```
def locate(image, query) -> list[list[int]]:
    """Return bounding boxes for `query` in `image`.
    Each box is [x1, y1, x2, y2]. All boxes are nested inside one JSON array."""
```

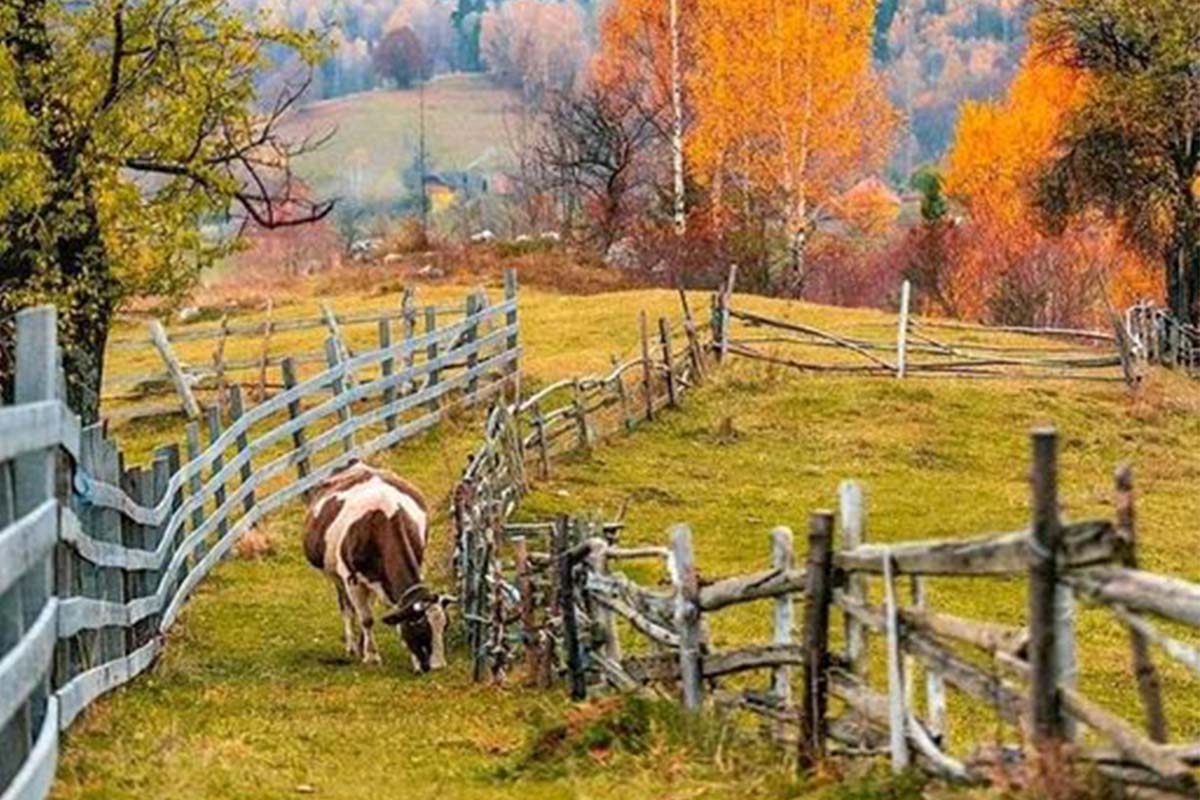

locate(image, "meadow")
[[52, 264, 1200, 798]]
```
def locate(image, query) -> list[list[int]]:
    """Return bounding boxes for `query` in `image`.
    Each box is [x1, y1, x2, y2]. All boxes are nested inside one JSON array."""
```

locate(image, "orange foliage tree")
[[945, 50, 1161, 325], [686, 0, 896, 294]]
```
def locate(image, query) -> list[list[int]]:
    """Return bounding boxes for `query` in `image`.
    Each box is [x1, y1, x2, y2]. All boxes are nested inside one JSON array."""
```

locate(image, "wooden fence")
[[712, 271, 1132, 383], [1126, 301, 1200, 377], [464, 427, 1200, 794], [101, 287, 486, 423], [451, 294, 709, 682], [0, 273, 520, 800]]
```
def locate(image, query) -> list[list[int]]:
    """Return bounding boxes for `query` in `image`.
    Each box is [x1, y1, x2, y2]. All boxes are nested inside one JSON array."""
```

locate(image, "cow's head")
[[382, 585, 457, 673]]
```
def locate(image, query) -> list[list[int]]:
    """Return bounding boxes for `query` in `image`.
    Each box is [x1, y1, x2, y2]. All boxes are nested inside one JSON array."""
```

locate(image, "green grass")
[[57, 278, 1200, 798], [281, 74, 517, 206]]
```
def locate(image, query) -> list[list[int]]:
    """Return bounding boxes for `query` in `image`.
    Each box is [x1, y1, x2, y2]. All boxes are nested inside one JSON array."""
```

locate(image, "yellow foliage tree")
[[686, 0, 896, 291], [946, 50, 1161, 323]]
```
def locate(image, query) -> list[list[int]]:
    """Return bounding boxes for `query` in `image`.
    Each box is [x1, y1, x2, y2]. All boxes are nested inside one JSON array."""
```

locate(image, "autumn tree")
[[0, 0, 331, 421], [687, 0, 896, 295], [1033, 0, 1200, 325], [374, 26, 429, 88], [480, 0, 587, 100]]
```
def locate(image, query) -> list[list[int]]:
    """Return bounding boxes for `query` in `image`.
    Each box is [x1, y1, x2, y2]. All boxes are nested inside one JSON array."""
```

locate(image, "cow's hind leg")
[[347, 580, 382, 665], [333, 579, 360, 659]]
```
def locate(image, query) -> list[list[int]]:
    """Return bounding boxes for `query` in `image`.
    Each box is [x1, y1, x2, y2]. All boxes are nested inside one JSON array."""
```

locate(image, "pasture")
[[50, 268, 1200, 798]]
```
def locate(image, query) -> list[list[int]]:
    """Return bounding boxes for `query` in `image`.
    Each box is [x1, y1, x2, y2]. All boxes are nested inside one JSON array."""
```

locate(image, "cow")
[[303, 462, 453, 672]]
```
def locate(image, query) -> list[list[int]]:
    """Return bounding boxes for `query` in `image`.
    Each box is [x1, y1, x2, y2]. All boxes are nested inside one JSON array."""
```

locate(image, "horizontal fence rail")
[[0, 271, 521, 800]]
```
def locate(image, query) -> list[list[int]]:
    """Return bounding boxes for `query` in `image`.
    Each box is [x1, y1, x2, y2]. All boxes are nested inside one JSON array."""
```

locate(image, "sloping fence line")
[[711, 270, 1133, 383], [451, 294, 710, 683], [1126, 301, 1200, 377], [462, 423, 1200, 794], [102, 287, 485, 423], [0, 273, 520, 800]]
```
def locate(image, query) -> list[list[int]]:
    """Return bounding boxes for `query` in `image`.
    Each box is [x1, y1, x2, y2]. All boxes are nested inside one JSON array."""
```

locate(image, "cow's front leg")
[[334, 580, 360, 659], [347, 581, 382, 665]]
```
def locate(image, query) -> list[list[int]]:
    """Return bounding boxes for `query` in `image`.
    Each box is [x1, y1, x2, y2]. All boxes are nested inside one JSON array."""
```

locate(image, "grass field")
[[52, 270, 1200, 798], [282, 74, 518, 206]]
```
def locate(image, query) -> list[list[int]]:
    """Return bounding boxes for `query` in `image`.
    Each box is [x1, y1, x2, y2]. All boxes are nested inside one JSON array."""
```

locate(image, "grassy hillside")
[[54, 272, 1200, 798], [282, 74, 518, 206]]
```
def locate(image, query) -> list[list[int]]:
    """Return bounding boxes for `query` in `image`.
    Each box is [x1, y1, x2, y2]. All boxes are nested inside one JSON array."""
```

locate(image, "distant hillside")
[[283, 73, 520, 206]]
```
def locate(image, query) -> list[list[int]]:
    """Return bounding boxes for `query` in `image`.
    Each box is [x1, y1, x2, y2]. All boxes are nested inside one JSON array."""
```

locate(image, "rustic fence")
[[1126, 301, 1200, 377], [451, 294, 710, 683], [712, 271, 1132, 383], [464, 426, 1200, 794], [0, 273, 520, 800], [102, 286, 486, 423]]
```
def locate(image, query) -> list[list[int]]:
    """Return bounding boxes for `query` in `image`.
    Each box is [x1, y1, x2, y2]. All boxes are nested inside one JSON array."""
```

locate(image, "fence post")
[[678, 288, 707, 384], [612, 355, 635, 432], [6, 306, 59, 777], [912, 576, 947, 744], [228, 385, 255, 514], [1029, 428, 1066, 753], [719, 265, 737, 363], [96, 432, 126, 666], [883, 554, 910, 773], [798, 511, 834, 771], [572, 380, 591, 451], [184, 421, 207, 560], [151, 446, 175, 621], [659, 317, 678, 408], [321, 301, 355, 390], [1115, 464, 1168, 742], [896, 279, 912, 379], [504, 268, 519, 383], [531, 402, 550, 479], [513, 536, 540, 683], [256, 299, 275, 402], [425, 306, 440, 414], [839, 481, 868, 680], [465, 292, 482, 402], [324, 337, 355, 454], [148, 319, 201, 419], [639, 311, 655, 422], [558, 516, 587, 700], [205, 406, 229, 545], [671, 524, 703, 712], [770, 527, 794, 705], [588, 542, 621, 664], [279, 357, 312, 497], [379, 319, 398, 433]]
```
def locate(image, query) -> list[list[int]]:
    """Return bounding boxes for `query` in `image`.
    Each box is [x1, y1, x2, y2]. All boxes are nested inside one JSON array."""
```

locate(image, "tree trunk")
[[1166, 241, 1200, 328], [788, 227, 808, 298]]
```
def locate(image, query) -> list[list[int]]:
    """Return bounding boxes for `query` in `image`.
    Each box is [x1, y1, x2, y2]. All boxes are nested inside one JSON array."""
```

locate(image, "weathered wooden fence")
[[488, 430, 1200, 794], [1126, 301, 1200, 377], [102, 286, 486, 423], [0, 273, 520, 800], [712, 271, 1131, 383], [452, 296, 709, 682]]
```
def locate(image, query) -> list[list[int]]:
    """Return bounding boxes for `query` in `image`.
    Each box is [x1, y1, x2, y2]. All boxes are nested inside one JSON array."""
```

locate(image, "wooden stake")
[[839, 481, 868, 681], [897, 279, 912, 379], [279, 357, 311, 495], [1029, 428, 1066, 746], [149, 319, 200, 419], [425, 306, 440, 414], [671, 524, 703, 712], [659, 317, 678, 407], [639, 311, 655, 421], [770, 527, 794, 704], [799, 511, 834, 770], [379, 319, 397, 432]]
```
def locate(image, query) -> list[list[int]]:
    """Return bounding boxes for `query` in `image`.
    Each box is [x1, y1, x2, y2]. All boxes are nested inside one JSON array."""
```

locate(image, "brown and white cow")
[[303, 462, 453, 672]]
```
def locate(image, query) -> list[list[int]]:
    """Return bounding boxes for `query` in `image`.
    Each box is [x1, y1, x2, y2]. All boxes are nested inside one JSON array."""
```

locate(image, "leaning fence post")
[[659, 317, 678, 407], [321, 301, 355, 390], [228, 384, 255, 513], [770, 527, 794, 705], [639, 311, 655, 421], [149, 319, 201, 419], [324, 337, 355, 454], [799, 511, 834, 771], [896, 279, 912, 379], [679, 288, 707, 383], [1029, 428, 1066, 751], [839, 481, 868, 681], [671, 524, 703, 712], [1115, 464, 1168, 742]]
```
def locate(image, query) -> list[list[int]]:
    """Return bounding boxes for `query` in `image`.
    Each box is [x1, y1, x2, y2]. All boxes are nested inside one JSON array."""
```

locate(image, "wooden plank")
[[1028, 427, 1066, 749], [228, 385, 255, 513], [799, 512, 834, 770], [698, 567, 806, 611], [770, 527, 794, 705], [588, 541, 620, 663], [1115, 464, 1169, 743], [834, 519, 1117, 576], [1066, 567, 1200, 629], [0, 695, 57, 800], [557, 518, 586, 700], [184, 422, 206, 561], [0, 503, 56, 599], [148, 319, 201, 419], [94, 431, 125, 666], [55, 638, 160, 730], [839, 480, 868, 681], [0, 402, 77, 463], [659, 317, 678, 407], [671, 524, 702, 711], [205, 406, 229, 543], [0, 600, 56, 741]]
